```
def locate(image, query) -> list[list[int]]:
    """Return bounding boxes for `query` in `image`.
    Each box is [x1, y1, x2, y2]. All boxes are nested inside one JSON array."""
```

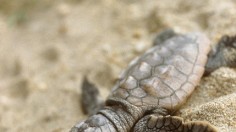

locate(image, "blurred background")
[[0, 0, 236, 131]]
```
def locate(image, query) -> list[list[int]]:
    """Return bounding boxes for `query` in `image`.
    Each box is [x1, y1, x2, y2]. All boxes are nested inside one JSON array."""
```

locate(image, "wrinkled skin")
[[71, 30, 236, 132]]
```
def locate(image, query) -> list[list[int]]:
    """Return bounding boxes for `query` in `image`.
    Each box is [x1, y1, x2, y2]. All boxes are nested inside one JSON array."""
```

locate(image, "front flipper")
[[70, 114, 116, 132], [133, 115, 217, 132]]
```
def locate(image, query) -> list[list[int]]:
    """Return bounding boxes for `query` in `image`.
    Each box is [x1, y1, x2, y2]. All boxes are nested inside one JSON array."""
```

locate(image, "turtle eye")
[[221, 35, 229, 43], [219, 35, 229, 47], [221, 35, 236, 48], [233, 42, 236, 48], [231, 35, 236, 48]]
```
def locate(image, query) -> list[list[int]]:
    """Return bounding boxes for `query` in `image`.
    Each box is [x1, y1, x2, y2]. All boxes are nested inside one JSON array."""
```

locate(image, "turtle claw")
[[81, 76, 104, 115], [133, 115, 217, 132]]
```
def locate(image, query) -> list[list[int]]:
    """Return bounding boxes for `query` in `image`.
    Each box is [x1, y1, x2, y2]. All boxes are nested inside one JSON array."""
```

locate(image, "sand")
[[0, 0, 235, 132]]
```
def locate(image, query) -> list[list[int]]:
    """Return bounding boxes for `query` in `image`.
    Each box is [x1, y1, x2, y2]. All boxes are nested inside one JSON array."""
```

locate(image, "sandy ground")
[[0, 0, 236, 132]]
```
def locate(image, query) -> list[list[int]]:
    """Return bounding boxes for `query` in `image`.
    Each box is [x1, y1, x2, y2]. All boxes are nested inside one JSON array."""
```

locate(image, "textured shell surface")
[[109, 33, 211, 111]]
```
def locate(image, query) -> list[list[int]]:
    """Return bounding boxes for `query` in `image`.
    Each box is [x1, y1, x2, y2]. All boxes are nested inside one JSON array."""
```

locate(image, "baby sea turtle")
[[71, 29, 236, 132]]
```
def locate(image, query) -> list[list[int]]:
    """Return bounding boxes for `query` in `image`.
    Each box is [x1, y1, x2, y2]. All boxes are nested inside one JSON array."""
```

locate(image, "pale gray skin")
[[70, 31, 236, 132]]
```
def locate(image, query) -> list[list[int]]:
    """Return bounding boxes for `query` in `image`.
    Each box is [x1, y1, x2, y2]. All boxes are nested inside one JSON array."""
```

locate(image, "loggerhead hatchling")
[[70, 29, 236, 132]]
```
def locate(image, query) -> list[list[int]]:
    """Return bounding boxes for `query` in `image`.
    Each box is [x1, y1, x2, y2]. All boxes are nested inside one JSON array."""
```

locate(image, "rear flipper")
[[81, 76, 104, 115], [153, 28, 178, 46], [205, 35, 236, 75], [133, 115, 217, 132]]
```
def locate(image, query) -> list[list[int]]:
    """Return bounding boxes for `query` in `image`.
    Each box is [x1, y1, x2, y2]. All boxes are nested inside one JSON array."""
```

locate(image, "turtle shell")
[[109, 33, 210, 111]]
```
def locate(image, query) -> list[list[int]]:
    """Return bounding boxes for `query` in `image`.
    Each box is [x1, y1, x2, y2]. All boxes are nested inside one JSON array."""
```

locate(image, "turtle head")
[[218, 35, 236, 67]]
